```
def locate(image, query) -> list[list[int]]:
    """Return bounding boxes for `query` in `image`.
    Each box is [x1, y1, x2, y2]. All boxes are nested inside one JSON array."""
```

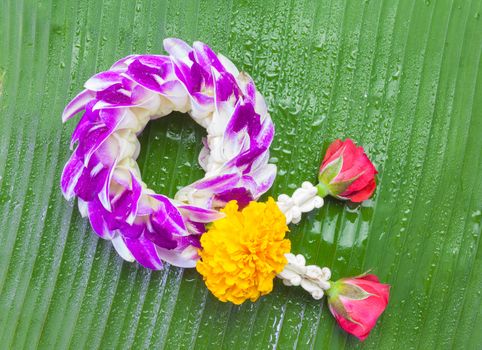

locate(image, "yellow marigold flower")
[[196, 198, 291, 304]]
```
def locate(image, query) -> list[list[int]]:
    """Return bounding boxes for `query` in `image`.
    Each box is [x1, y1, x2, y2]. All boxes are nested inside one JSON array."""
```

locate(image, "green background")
[[1, 0, 481, 349]]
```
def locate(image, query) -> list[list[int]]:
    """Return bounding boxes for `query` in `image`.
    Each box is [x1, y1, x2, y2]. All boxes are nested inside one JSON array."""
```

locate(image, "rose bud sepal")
[[316, 156, 351, 198]]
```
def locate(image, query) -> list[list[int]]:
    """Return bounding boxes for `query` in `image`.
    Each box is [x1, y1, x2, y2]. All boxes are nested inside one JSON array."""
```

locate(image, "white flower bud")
[[276, 182, 324, 224], [277, 253, 331, 300]]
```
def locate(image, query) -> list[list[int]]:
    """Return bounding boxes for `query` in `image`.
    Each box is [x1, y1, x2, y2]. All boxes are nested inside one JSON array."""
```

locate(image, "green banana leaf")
[[1, 0, 481, 348]]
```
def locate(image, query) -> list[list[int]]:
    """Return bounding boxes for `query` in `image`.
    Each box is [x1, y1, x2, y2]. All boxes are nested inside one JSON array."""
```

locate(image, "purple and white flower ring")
[[61, 38, 276, 269]]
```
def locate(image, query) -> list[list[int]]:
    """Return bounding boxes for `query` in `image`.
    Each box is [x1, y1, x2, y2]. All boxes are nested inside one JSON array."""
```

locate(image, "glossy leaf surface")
[[0, 0, 481, 348]]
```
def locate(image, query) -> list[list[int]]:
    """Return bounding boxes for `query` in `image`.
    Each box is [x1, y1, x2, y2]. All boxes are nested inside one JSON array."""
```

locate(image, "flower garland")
[[62, 38, 389, 341], [61, 38, 276, 269]]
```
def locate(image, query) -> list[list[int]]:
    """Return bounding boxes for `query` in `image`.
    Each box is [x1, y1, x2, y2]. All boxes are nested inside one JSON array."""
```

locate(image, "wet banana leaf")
[[0, 0, 481, 348]]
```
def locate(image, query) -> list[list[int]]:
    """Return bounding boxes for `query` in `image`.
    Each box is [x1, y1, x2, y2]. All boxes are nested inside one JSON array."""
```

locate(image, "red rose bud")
[[326, 274, 390, 341], [317, 139, 377, 202]]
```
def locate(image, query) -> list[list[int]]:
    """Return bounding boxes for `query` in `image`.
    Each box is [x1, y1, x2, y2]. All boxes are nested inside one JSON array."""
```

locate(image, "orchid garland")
[[62, 38, 389, 341], [61, 38, 276, 269]]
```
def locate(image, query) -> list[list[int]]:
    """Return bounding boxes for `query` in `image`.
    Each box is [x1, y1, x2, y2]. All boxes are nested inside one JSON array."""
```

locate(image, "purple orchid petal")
[[86, 175, 144, 239], [217, 53, 239, 77], [169, 57, 214, 115], [75, 108, 127, 165], [76, 163, 111, 203], [78, 198, 89, 217], [62, 148, 114, 204], [163, 38, 192, 60], [191, 92, 214, 108], [124, 57, 170, 91], [214, 71, 240, 103], [237, 72, 257, 101], [244, 77, 257, 102], [85, 71, 124, 91], [139, 55, 172, 68], [177, 235, 202, 249], [97, 157, 117, 212], [123, 235, 164, 270], [154, 80, 188, 102], [193, 41, 225, 73], [90, 78, 162, 111], [225, 101, 261, 140], [87, 199, 116, 239], [249, 163, 277, 197], [149, 194, 187, 235], [190, 62, 212, 92], [232, 146, 265, 168], [121, 68, 187, 105], [193, 172, 240, 190], [119, 221, 145, 239], [104, 172, 143, 225], [95, 83, 132, 106], [129, 85, 160, 109], [184, 220, 206, 235], [144, 228, 178, 250], [225, 113, 274, 169], [125, 173, 142, 224], [239, 174, 259, 193], [110, 55, 136, 71], [170, 57, 196, 93], [111, 233, 135, 261], [60, 150, 84, 200], [70, 112, 92, 148], [220, 101, 258, 161], [249, 149, 269, 173], [155, 246, 197, 268], [178, 205, 224, 223], [213, 187, 253, 209], [94, 134, 122, 166], [62, 90, 96, 122], [142, 195, 187, 249]]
